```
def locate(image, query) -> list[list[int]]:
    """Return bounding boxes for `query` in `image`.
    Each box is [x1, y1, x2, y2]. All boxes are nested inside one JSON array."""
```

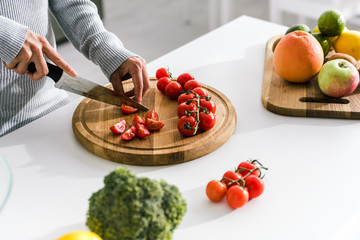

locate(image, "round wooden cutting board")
[[72, 78, 236, 166]]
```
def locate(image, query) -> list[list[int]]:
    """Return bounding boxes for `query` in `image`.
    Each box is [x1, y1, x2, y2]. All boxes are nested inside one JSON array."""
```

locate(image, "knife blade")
[[27, 62, 149, 111]]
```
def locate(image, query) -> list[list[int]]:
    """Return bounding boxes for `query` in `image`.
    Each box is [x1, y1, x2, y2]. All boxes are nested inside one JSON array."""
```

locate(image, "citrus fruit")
[[334, 30, 360, 60], [273, 31, 324, 83], [312, 33, 331, 57], [313, 26, 320, 34], [318, 9, 346, 37], [313, 25, 348, 49], [285, 24, 311, 35], [57, 230, 102, 240], [313, 25, 348, 34]]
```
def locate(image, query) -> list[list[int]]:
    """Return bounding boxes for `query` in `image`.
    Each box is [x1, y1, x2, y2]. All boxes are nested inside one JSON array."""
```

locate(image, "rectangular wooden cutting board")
[[262, 35, 360, 119]]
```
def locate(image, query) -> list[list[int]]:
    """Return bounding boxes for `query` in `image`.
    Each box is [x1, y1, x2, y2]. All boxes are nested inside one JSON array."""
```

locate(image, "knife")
[[27, 62, 149, 111]]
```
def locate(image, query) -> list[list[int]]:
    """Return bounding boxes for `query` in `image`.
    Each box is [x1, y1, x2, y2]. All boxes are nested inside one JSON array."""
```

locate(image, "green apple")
[[318, 59, 359, 97]]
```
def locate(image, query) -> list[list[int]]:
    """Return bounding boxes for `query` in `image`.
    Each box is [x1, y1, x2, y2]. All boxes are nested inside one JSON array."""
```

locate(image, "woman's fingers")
[[3, 29, 76, 81]]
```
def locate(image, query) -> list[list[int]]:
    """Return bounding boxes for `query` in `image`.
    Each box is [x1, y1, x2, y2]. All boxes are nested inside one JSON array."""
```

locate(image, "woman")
[[0, 0, 150, 137]]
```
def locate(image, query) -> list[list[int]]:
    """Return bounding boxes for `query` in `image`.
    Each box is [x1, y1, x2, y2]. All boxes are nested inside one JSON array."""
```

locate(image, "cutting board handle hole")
[[299, 97, 349, 104]]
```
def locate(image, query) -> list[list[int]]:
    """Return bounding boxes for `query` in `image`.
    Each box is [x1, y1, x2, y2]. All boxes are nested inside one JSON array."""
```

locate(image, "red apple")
[[318, 59, 360, 98]]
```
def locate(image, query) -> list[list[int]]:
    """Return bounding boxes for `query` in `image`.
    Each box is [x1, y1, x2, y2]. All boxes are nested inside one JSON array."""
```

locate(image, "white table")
[[1, 16, 360, 240]]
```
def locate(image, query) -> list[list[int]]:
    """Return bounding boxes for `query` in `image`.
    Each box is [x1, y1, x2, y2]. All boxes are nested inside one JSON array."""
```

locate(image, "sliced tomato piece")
[[146, 118, 165, 131], [145, 110, 159, 121], [110, 120, 127, 134], [132, 115, 146, 126], [120, 102, 138, 114], [135, 123, 150, 138], [121, 126, 136, 141]]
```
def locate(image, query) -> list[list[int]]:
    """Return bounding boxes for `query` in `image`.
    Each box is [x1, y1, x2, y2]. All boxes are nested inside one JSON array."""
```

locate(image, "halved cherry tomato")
[[221, 171, 242, 189], [184, 80, 201, 91], [156, 77, 171, 93], [244, 175, 265, 199], [110, 120, 127, 135], [206, 180, 227, 202], [237, 161, 260, 178], [199, 112, 215, 131], [121, 126, 136, 141], [177, 102, 197, 118], [165, 81, 182, 99], [134, 123, 150, 138], [120, 102, 138, 114], [200, 99, 216, 113], [146, 118, 165, 131], [177, 115, 197, 136], [156, 67, 171, 80], [178, 93, 196, 105], [132, 115, 145, 126], [192, 87, 208, 98], [177, 73, 195, 87], [226, 185, 249, 209], [145, 110, 159, 121]]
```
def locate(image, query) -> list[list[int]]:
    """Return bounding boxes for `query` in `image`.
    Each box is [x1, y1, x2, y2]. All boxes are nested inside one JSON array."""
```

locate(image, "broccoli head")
[[86, 168, 187, 240]]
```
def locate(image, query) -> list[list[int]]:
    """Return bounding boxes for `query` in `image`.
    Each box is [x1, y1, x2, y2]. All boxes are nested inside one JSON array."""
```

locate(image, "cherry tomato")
[[156, 77, 171, 93], [165, 81, 182, 99], [206, 180, 227, 202], [199, 112, 215, 131], [132, 115, 145, 126], [192, 87, 208, 98], [178, 93, 196, 105], [237, 161, 260, 178], [145, 110, 159, 121], [156, 67, 170, 80], [121, 126, 136, 141], [184, 80, 201, 91], [146, 118, 165, 131], [177, 102, 197, 118], [200, 99, 216, 113], [221, 171, 242, 189], [110, 120, 127, 134], [226, 185, 249, 209], [120, 102, 138, 114], [134, 123, 150, 138], [244, 175, 265, 199], [177, 115, 197, 136], [177, 73, 195, 87]]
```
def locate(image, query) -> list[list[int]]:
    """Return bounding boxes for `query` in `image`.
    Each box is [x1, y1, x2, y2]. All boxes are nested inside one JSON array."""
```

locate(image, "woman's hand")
[[3, 29, 77, 80], [110, 56, 150, 103]]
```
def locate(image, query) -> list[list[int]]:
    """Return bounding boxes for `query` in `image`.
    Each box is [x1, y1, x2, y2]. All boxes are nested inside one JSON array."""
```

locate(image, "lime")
[[318, 9, 346, 37], [285, 24, 311, 35], [312, 33, 331, 57]]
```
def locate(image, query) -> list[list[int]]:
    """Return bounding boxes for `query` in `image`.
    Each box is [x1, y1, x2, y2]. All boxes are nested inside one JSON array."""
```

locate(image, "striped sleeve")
[[0, 16, 28, 64], [48, 0, 137, 79]]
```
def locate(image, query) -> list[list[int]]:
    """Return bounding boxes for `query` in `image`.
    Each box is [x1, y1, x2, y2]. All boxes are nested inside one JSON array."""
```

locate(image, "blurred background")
[[56, 0, 360, 84]]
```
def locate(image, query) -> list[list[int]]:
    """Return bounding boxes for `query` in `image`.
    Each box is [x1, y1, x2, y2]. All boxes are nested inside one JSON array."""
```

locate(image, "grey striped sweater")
[[0, 0, 136, 136]]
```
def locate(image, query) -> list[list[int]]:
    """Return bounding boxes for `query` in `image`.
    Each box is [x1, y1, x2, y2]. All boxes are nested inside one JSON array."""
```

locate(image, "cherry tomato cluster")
[[206, 159, 268, 209], [110, 110, 164, 141], [155, 67, 216, 136]]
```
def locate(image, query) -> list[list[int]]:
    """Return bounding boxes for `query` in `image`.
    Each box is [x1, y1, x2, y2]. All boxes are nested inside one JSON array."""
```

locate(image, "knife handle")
[[28, 62, 131, 82], [27, 62, 63, 83]]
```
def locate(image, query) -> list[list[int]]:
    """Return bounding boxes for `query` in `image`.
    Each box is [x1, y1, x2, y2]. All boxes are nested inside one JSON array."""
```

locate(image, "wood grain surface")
[[72, 78, 237, 166], [262, 35, 360, 119]]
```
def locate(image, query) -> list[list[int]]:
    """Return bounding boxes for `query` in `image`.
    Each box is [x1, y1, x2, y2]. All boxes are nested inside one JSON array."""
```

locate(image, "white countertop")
[[1, 16, 360, 240]]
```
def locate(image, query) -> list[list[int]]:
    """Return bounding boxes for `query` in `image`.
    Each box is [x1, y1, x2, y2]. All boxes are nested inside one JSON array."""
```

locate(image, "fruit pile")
[[155, 67, 216, 136], [206, 159, 268, 209], [274, 9, 360, 98]]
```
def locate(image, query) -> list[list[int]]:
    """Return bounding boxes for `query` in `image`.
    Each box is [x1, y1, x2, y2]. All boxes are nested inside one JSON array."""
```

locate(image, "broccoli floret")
[[86, 168, 187, 240]]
